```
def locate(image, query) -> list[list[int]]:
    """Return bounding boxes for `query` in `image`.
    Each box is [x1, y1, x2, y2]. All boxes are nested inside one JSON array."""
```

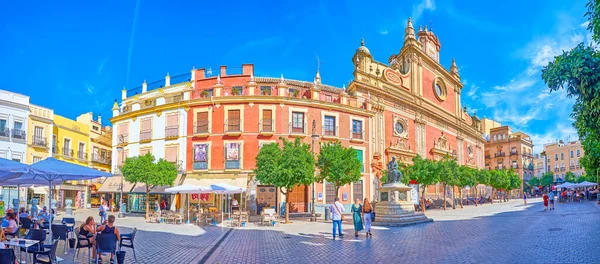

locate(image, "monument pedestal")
[[373, 183, 432, 227]]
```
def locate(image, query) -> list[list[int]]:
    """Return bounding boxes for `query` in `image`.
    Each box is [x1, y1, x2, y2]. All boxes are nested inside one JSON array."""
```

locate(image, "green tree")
[[403, 155, 440, 212], [438, 156, 459, 210], [316, 141, 362, 197], [254, 137, 315, 223], [540, 172, 555, 190], [528, 177, 540, 187], [506, 170, 522, 199], [121, 153, 178, 219], [456, 166, 476, 208], [474, 169, 491, 206], [489, 170, 509, 203], [565, 171, 578, 183], [542, 1, 600, 188]]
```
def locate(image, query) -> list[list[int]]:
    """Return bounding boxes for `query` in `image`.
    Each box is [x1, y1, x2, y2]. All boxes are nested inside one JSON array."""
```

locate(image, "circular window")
[[433, 78, 447, 101], [395, 122, 404, 134]]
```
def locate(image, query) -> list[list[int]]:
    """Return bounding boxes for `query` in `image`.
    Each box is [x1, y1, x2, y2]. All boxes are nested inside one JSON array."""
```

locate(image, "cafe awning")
[[130, 174, 184, 194], [97, 176, 134, 193], [182, 176, 248, 190], [30, 186, 49, 195]]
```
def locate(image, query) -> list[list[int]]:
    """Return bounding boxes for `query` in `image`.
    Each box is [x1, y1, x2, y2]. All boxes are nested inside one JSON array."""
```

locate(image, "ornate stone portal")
[[373, 183, 432, 227]]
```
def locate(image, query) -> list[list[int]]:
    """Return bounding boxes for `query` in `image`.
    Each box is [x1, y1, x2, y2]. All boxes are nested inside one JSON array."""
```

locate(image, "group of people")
[[560, 188, 593, 202], [542, 191, 556, 211], [78, 214, 121, 263], [329, 197, 373, 240]]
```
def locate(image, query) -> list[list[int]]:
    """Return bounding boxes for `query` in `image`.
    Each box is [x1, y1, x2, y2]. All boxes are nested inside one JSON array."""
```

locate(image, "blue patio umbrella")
[[0, 157, 29, 181], [1, 157, 111, 240]]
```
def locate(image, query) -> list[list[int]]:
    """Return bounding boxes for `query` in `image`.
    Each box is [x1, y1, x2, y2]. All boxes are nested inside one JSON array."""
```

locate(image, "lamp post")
[[451, 150, 457, 210], [310, 120, 319, 222], [117, 135, 124, 218]]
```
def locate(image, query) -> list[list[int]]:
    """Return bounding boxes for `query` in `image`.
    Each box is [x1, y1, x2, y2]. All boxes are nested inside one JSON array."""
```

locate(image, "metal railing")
[[570, 165, 575, 170], [510, 150, 518, 156], [0, 128, 9, 137], [554, 168, 559, 173], [92, 153, 110, 164], [494, 152, 506, 157], [52, 147, 58, 154], [77, 151, 87, 160], [260, 119, 274, 133], [323, 126, 338, 137], [140, 130, 152, 141], [165, 126, 179, 138], [32, 136, 47, 147], [194, 121, 210, 134], [289, 122, 306, 134], [11, 129, 25, 140], [62, 148, 73, 157], [118, 134, 128, 144], [224, 119, 241, 133], [165, 94, 183, 104], [560, 167, 565, 171], [351, 130, 364, 140], [485, 155, 491, 159]]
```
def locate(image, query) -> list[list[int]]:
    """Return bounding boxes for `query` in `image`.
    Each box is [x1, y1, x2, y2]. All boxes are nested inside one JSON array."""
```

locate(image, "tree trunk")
[[459, 189, 463, 208], [474, 187, 478, 207], [452, 186, 456, 209], [283, 190, 290, 224], [443, 184, 447, 211], [491, 188, 494, 204], [145, 186, 150, 219], [421, 186, 426, 213]]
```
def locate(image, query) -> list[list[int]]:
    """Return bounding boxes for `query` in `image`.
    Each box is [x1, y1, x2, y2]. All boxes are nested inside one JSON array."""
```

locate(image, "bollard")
[[324, 207, 330, 221]]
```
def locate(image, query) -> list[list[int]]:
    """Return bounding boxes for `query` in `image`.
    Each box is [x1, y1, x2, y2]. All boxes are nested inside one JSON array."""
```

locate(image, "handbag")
[[333, 202, 344, 221]]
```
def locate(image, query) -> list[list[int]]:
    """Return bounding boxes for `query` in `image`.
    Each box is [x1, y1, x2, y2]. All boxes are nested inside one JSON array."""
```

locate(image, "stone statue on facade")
[[387, 157, 403, 184]]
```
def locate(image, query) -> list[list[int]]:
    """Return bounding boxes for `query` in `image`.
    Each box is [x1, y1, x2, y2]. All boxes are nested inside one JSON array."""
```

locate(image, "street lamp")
[[116, 135, 124, 218], [310, 119, 319, 222], [451, 150, 457, 210]]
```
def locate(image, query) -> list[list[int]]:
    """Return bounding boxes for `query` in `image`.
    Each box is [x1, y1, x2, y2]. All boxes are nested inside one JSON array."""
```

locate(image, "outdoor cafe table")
[[5, 238, 39, 264]]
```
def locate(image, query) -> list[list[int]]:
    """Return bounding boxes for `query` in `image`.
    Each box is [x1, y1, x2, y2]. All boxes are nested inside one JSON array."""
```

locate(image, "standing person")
[[548, 190, 555, 210], [351, 198, 363, 237], [99, 201, 107, 223], [543, 192, 549, 211], [362, 198, 373, 237], [329, 197, 345, 240], [523, 193, 527, 206]]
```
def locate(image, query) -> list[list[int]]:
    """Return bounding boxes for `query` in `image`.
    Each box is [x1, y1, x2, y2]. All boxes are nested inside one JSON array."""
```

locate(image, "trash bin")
[[116, 250, 126, 264], [68, 238, 76, 249], [324, 207, 330, 221]]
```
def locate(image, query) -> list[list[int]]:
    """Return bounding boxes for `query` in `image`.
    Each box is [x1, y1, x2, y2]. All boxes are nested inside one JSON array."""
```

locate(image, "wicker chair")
[[166, 211, 176, 224], [174, 213, 184, 224]]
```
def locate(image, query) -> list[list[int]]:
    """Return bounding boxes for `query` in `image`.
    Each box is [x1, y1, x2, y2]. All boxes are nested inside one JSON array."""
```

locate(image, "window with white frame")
[[323, 116, 336, 136]]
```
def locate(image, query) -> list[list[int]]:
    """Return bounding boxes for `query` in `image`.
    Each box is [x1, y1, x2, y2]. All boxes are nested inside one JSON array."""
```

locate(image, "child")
[[543, 192, 549, 211], [523, 193, 527, 205]]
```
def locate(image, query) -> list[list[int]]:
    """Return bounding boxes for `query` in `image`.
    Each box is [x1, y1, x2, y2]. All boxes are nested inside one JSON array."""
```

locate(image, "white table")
[[5, 238, 39, 264]]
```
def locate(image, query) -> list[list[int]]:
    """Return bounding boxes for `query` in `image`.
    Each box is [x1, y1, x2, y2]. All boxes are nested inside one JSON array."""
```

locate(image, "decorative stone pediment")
[[386, 138, 417, 165], [431, 132, 453, 160]]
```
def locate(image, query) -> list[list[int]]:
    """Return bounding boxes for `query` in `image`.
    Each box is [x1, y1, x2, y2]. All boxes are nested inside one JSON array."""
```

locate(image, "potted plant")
[[292, 90, 300, 98], [232, 87, 241, 96], [262, 89, 270, 96], [200, 90, 209, 98]]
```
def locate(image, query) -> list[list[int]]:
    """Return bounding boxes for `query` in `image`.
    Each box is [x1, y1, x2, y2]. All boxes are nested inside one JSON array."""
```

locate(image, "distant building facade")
[[542, 140, 585, 181], [484, 126, 534, 184]]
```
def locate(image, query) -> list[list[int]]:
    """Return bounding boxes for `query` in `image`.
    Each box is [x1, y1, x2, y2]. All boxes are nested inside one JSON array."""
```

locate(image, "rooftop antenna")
[[429, 20, 433, 31], [315, 53, 321, 72]]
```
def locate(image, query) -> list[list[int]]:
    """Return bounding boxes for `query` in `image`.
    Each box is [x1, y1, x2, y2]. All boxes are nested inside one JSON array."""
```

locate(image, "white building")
[[0, 89, 30, 207], [110, 73, 191, 213]]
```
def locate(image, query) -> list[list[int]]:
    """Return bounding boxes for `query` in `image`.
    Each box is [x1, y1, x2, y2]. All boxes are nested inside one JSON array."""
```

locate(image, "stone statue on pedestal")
[[387, 157, 403, 184]]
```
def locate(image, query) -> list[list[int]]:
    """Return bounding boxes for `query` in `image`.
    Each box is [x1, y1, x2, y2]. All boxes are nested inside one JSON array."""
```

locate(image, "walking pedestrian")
[[543, 192, 549, 211], [351, 198, 363, 237], [362, 198, 373, 237], [523, 193, 527, 206], [99, 201, 107, 223], [329, 197, 344, 240], [548, 191, 555, 210]]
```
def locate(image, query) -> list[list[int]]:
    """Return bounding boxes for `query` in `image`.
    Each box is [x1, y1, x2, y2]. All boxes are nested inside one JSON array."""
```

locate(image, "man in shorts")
[[548, 191, 555, 210]]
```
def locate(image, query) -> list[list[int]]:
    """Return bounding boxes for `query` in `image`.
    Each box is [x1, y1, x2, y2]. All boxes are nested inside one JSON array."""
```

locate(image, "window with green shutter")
[[355, 149, 364, 173]]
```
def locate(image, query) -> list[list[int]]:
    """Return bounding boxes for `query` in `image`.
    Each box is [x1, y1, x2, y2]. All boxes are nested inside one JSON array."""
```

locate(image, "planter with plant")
[[200, 90, 209, 98], [232, 87, 241, 96]]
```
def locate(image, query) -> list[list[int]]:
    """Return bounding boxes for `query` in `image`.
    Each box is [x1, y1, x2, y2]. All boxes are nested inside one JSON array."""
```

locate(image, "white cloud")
[[528, 124, 578, 153], [380, 30, 389, 35], [466, 84, 479, 99], [580, 21, 589, 28], [412, 0, 435, 23], [85, 82, 95, 94]]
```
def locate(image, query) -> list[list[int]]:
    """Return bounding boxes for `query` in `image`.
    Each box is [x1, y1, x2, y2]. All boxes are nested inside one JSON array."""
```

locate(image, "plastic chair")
[[120, 227, 137, 261], [0, 248, 16, 263], [61, 217, 76, 235], [74, 226, 92, 263], [21, 229, 46, 263], [51, 224, 69, 254], [5, 225, 21, 239], [20, 217, 34, 231], [33, 239, 59, 263], [96, 233, 117, 264]]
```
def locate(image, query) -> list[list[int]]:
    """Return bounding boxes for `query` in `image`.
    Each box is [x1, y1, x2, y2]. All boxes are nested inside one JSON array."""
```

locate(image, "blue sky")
[[0, 0, 591, 153]]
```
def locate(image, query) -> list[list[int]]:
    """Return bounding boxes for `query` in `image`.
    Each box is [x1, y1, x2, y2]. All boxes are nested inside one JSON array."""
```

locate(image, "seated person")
[[18, 207, 30, 219], [37, 206, 51, 228], [3, 213, 18, 235], [96, 215, 121, 261], [79, 216, 97, 257]]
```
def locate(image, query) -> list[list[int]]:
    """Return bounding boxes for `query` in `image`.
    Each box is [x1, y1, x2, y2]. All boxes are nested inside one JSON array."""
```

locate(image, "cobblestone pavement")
[[206, 198, 600, 264]]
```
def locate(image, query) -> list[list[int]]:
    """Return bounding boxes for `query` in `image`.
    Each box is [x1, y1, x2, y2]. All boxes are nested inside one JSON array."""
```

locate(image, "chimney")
[[220, 66, 227, 77], [121, 87, 127, 99], [242, 64, 254, 76], [98, 114, 102, 125], [197, 69, 205, 80], [142, 80, 147, 93], [165, 73, 171, 87]]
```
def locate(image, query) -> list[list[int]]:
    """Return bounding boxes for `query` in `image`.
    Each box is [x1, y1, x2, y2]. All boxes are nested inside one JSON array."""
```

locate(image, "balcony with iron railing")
[[62, 148, 73, 157], [570, 165, 575, 170], [52, 146, 58, 154], [224, 119, 241, 136], [350, 129, 364, 142], [32, 136, 47, 148], [322, 126, 338, 138], [510, 150, 518, 156], [511, 164, 519, 169], [560, 167, 565, 171], [289, 122, 307, 135], [140, 130, 152, 142], [117, 134, 129, 145], [77, 151, 87, 160], [554, 168, 559, 173], [0, 128, 9, 138], [494, 152, 506, 157], [165, 126, 179, 139], [259, 119, 274, 135], [194, 121, 210, 136], [11, 129, 26, 141], [92, 153, 110, 164], [485, 154, 491, 159]]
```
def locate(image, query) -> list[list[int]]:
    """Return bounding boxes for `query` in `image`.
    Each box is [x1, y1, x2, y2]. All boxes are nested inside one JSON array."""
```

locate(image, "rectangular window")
[[570, 150, 574, 158], [560, 153, 564, 160], [353, 180, 363, 201], [33, 126, 45, 146], [326, 183, 336, 203], [139, 148, 152, 156], [291, 112, 304, 133], [92, 125, 99, 131], [33, 156, 42, 163], [324, 94, 333, 102], [92, 147, 99, 161], [166, 113, 179, 138], [355, 149, 364, 173], [165, 146, 178, 163], [225, 143, 240, 169], [262, 109, 273, 132], [78, 142, 86, 159], [118, 123, 129, 143], [12, 121, 24, 139], [577, 149, 581, 157], [555, 154, 558, 161], [63, 138, 71, 156], [260, 86, 271, 95], [140, 118, 152, 141], [324, 116, 336, 136], [352, 120, 363, 139], [227, 110, 241, 132], [195, 112, 209, 133], [193, 144, 209, 170], [0, 119, 6, 137]]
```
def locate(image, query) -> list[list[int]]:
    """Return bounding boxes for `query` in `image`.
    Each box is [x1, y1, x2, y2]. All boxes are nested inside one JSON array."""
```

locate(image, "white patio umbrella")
[[166, 184, 210, 224], [556, 182, 576, 189], [577, 181, 597, 187], [199, 184, 246, 228]]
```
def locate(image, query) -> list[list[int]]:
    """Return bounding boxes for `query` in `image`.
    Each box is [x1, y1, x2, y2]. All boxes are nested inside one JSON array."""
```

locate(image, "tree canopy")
[[528, 177, 540, 187], [564, 171, 578, 183], [254, 137, 315, 223], [316, 141, 362, 194], [403, 155, 439, 212], [540, 172, 555, 187]]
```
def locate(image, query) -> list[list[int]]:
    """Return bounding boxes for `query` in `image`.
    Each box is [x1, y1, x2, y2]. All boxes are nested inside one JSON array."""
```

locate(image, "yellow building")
[[542, 140, 585, 180], [26, 104, 54, 164], [76, 113, 112, 173], [53, 114, 91, 208]]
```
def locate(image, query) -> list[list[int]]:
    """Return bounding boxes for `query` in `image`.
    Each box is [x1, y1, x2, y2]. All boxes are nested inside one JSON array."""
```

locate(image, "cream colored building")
[[481, 117, 501, 136], [76, 113, 112, 173], [26, 104, 54, 164], [542, 140, 585, 180]]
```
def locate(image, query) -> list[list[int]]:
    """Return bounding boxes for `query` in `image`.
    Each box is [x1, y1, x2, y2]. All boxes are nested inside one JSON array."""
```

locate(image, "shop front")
[[127, 184, 173, 214], [97, 176, 135, 211], [56, 183, 88, 209]]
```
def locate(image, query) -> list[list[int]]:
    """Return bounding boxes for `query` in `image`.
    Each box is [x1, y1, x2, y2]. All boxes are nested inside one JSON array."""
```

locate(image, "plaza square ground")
[[51, 198, 599, 264]]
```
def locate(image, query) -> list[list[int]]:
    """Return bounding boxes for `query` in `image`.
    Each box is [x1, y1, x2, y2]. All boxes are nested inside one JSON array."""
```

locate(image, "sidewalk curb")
[[194, 228, 233, 264]]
